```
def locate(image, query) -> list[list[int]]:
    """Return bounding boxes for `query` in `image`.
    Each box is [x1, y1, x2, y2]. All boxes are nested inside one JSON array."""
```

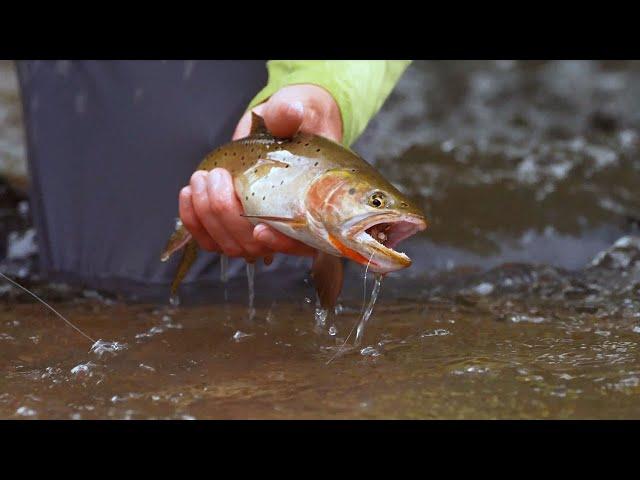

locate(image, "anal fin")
[[311, 252, 344, 309]]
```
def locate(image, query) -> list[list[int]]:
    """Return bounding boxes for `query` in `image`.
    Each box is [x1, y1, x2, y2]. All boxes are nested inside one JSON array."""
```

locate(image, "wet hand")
[[178, 84, 343, 261]]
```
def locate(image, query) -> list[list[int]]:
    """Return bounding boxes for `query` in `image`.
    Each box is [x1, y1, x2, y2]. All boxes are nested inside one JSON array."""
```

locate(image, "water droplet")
[[315, 307, 328, 327], [233, 330, 253, 342], [510, 314, 545, 324], [169, 294, 180, 307], [360, 346, 381, 357], [15, 406, 36, 417], [473, 282, 494, 296], [70, 362, 96, 376], [89, 340, 127, 358], [328, 325, 337, 336], [421, 329, 451, 337], [138, 363, 155, 372]]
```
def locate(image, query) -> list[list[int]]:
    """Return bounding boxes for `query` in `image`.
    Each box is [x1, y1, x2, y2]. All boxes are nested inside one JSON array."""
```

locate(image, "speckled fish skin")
[[161, 113, 427, 306]]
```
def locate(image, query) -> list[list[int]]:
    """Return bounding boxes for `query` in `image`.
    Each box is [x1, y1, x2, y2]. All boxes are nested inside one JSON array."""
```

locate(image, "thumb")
[[261, 98, 305, 138]]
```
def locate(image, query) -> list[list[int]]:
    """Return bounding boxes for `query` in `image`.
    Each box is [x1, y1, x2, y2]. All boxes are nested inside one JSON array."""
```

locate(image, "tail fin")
[[161, 225, 192, 262], [170, 239, 199, 297]]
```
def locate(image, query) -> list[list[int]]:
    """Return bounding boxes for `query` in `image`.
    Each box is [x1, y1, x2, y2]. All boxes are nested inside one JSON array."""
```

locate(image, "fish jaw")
[[337, 213, 427, 273]]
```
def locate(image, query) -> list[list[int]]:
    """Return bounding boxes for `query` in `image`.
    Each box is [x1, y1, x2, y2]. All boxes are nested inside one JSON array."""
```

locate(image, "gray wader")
[[16, 60, 313, 303]]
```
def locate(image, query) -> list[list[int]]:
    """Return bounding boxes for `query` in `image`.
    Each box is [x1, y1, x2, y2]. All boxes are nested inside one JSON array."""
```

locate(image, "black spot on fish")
[[316, 148, 320, 152], [349, 188, 356, 195], [262, 196, 266, 200], [401, 202, 408, 207], [252, 192, 255, 196], [254, 169, 258, 173], [285, 165, 289, 168], [280, 180, 284, 185], [314, 162, 318, 166], [245, 196, 248, 200], [304, 143, 309, 147]]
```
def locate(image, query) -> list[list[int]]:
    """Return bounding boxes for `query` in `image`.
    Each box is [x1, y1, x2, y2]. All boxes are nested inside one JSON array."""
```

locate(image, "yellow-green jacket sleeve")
[[248, 60, 412, 147]]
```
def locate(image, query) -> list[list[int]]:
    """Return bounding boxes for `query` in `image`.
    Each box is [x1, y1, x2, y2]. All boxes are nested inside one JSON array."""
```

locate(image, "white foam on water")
[[89, 340, 127, 358]]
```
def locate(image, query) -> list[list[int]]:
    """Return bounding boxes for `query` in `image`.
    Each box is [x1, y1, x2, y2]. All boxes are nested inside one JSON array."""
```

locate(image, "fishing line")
[[0, 272, 96, 344], [326, 251, 375, 365]]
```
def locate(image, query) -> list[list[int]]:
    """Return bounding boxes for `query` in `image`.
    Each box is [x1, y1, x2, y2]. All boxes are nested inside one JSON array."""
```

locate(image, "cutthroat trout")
[[161, 113, 427, 307]]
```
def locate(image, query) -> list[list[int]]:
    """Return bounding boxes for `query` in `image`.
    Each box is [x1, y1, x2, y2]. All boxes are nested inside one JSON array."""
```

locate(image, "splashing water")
[[315, 307, 329, 328], [89, 340, 128, 358], [326, 252, 376, 365], [354, 273, 384, 346], [169, 294, 180, 307], [314, 294, 329, 328], [246, 262, 255, 321], [220, 254, 228, 282], [220, 254, 229, 302]]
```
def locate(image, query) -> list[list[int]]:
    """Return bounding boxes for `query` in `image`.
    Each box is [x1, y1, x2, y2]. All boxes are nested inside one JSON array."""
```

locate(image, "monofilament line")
[[0, 272, 96, 343]]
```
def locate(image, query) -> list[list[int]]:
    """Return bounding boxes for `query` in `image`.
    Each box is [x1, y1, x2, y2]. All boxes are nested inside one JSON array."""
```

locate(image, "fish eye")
[[368, 191, 386, 208]]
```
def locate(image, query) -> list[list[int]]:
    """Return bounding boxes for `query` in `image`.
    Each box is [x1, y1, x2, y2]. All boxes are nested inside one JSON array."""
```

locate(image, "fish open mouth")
[[365, 220, 424, 251], [348, 213, 427, 267]]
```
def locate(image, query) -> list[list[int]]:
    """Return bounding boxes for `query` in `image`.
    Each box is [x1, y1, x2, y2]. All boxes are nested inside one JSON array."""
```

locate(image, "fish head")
[[306, 168, 427, 273]]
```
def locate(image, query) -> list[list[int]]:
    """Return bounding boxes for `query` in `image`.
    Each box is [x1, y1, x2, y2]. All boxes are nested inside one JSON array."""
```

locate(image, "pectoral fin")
[[170, 239, 198, 297], [311, 252, 344, 309], [161, 225, 192, 262]]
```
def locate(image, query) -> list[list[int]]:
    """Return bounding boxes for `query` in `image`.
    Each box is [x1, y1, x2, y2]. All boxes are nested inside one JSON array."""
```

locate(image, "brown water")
[[2, 282, 640, 419], [2, 60, 640, 419]]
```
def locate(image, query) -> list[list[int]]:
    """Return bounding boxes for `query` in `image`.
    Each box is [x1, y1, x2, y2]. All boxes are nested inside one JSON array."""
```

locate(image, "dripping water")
[[314, 294, 329, 328], [169, 294, 180, 307], [220, 254, 228, 302], [326, 252, 375, 365], [246, 262, 255, 321], [354, 273, 384, 346]]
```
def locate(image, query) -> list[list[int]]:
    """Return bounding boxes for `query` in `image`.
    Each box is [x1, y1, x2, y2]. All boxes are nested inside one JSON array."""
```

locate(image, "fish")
[[161, 112, 427, 308]]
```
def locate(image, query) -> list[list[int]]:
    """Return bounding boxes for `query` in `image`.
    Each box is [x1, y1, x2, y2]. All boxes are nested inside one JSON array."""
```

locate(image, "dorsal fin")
[[250, 112, 268, 135]]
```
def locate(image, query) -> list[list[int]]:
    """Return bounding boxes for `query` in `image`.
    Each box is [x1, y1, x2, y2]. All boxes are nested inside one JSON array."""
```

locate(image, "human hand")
[[178, 84, 343, 263]]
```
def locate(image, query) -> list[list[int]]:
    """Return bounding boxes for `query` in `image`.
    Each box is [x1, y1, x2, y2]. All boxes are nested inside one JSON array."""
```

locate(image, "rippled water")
[[2, 282, 640, 419], [2, 60, 640, 418]]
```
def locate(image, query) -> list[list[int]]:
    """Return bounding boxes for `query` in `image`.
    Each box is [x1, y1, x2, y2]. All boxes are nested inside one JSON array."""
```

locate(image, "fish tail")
[[170, 239, 198, 297], [161, 225, 192, 262]]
